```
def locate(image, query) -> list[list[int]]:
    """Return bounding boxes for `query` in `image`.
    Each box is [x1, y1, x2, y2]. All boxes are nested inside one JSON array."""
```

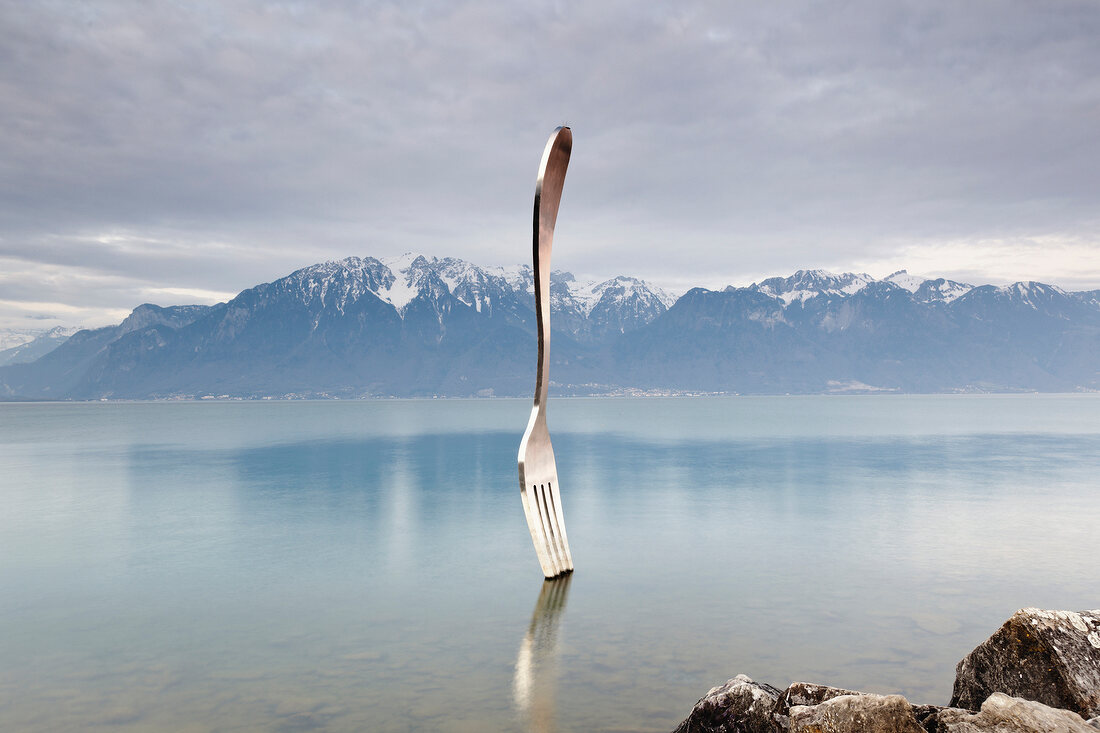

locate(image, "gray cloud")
[[1, 0, 1099, 327]]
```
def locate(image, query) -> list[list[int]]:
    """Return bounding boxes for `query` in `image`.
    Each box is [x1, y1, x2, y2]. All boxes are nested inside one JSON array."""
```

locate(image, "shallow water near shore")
[[1, 395, 1098, 732]]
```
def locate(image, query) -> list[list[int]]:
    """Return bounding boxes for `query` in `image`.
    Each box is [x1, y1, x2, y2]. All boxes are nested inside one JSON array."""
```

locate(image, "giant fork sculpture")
[[518, 126, 575, 578]]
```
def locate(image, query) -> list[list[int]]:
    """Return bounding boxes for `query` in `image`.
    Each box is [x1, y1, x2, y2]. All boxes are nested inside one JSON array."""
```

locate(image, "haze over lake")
[[2, 396, 1098, 731]]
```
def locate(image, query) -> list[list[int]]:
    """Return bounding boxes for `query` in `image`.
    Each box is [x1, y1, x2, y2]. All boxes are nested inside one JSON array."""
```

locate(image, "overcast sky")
[[2, 0, 1099, 329]]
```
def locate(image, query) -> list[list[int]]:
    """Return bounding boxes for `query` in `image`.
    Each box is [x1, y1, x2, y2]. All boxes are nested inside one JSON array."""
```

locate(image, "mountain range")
[[0, 326, 82, 367], [2, 254, 1099, 399]]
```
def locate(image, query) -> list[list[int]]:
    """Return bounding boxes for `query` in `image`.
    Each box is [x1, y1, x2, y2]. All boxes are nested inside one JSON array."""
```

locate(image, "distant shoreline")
[[3, 390, 1100, 404]]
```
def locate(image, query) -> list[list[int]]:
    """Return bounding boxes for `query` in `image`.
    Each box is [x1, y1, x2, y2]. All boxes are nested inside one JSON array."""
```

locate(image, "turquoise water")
[[1, 396, 1098, 731]]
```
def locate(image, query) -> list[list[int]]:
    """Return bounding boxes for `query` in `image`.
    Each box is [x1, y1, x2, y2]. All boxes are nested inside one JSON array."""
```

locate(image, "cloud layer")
[[2, 1, 1099, 327]]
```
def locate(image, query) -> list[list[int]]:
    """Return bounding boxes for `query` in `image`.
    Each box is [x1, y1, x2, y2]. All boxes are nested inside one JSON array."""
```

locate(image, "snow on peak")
[[1077, 289, 1100, 309], [272, 255, 1024, 322], [604, 275, 677, 310], [379, 252, 426, 273], [435, 257, 524, 312], [884, 270, 927, 293], [553, 274, 676, 316], [908, 277, 972, 304], [582, 277, 618, 316], [372, 253, 449, 311], [285, 257, 392, 314], [291, 254, 676, 321], [754, 270, 875, 304], [0, 326, 81, 351], [746, 268, 981, 305], [495, 264, 534, 294], [998, 281, 1066, 309], [379, 275, 419, 310]]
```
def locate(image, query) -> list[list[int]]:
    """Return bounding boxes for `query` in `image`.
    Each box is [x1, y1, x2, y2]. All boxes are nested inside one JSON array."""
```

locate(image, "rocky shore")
[[672, 608, 1100, 732]]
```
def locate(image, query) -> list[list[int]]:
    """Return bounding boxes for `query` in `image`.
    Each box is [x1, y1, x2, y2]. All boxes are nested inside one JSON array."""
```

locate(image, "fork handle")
[[532, 127, 572, 410]]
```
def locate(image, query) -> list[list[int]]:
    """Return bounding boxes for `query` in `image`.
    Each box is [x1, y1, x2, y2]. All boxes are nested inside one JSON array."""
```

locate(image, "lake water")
[[1, 396, 1098, 732]]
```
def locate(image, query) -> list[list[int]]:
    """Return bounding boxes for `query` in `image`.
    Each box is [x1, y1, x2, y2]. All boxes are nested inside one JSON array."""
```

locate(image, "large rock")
[[787, 693, 924, 732], [672, 674, 782, 733], [951, 608, 1100, 719], [772, 683, 865, 730], [927, 692, 1095, 732]]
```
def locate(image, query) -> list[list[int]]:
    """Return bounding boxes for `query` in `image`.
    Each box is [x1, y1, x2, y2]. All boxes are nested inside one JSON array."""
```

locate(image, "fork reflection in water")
[[512, 575, 572, 732]]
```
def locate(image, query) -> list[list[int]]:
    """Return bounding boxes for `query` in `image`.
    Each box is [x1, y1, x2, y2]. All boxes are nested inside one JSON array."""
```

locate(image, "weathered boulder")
[[787, 693, 924, 732], [927, 692, 1095, 732], [672, 607, 1100, 732], [672, 674, 782, 733], [772, 683, 865, 729], [951, 608, 1100, 719]]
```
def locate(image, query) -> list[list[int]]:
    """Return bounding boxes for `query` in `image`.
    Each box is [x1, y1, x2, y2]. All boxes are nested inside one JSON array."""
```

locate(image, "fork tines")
[[523, 479, 573, 577]]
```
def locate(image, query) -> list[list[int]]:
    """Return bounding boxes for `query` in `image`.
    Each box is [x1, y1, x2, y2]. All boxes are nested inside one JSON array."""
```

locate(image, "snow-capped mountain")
[[0, 328, 45, 352], [3, 257, 1099, 399], [0, 325, 81, 367], [751, 269, 877, 304], [994, 281, 1067, 309], [749, 268, 976, 305], [883, 269, 927, 292], [272, 253, 675, 343], [560, 274, 677, 314], [284, 257, 394, 312], [1075, 289, 1100, 309], [884, 269, 972, 302], [954, 281, 1068, 310], [550, 271, 677, 340], [431, 256, 530, 314], [912, 277, 972, 303]]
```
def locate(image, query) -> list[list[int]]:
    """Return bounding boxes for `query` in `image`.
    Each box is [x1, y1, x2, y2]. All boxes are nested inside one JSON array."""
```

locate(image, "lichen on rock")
[[672, 674, 782, 733], [788, 693, 924, 732], [927, 692, 1095, 732], [951, 608, 1100, 719], [772, 683, 867, 730]]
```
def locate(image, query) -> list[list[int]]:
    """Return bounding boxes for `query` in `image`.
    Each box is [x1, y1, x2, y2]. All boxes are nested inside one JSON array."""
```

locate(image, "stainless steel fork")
[[518, 126, 575, 578]]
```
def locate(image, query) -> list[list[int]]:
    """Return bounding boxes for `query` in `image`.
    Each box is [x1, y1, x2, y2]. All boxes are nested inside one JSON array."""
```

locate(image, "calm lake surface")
[[1, 396, 1098, 732]]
